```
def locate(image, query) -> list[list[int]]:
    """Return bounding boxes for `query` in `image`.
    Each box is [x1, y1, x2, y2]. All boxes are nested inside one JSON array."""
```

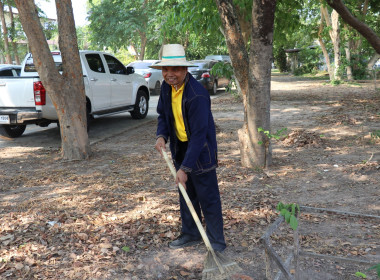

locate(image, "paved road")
[[0, 96, 159, 149], [0, 90, 223, 149]]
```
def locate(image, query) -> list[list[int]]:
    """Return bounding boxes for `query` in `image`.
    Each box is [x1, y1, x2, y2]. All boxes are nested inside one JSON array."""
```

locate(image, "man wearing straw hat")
[[153, 44, 226, 252]]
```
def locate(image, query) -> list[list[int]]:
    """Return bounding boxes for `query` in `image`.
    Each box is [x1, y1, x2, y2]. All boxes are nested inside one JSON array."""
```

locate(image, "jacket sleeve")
[[180, 95, 210, 172], [156, 93, 169, 142]]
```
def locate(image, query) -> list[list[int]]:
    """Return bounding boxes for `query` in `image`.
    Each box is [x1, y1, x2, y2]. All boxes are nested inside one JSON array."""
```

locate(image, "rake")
[[161, 148, 242, 280]]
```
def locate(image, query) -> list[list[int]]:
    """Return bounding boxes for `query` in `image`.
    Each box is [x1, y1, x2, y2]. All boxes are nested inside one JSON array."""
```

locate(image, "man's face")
[[162, 66, 188, 87]]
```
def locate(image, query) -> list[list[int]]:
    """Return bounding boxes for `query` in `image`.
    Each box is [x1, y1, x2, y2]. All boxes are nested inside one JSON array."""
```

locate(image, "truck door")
[[84, 53, 111, 110], [103, 54, 133, 107]]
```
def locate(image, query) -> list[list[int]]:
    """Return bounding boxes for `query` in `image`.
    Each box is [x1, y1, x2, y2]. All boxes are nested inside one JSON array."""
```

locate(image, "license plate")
[[0, 115, 10, 124]]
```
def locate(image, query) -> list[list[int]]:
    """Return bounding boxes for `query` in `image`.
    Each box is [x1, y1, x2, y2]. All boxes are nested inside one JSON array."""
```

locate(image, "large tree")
[[88, 0, 155, 60], [321, 4, 341, 80], [326, 0, 380, 54], [15, 0, 90, 160], [215, 0, 276, 168]]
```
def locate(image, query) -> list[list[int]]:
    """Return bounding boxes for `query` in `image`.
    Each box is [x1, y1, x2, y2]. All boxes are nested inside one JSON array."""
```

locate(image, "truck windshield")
[[24, 53, 63, 72]]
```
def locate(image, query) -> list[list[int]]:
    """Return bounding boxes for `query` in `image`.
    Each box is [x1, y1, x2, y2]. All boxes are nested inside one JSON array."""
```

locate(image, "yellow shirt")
[[171, 84, 188, 141]]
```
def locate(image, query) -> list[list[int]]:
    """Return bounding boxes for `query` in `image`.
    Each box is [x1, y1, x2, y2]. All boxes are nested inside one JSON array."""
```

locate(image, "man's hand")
[[176, 169, 188, 189], [155, 137, 166, 156]]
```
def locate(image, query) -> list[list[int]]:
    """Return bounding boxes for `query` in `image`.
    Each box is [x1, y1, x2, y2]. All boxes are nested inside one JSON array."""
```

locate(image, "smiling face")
[[161, 66, 188, 87]]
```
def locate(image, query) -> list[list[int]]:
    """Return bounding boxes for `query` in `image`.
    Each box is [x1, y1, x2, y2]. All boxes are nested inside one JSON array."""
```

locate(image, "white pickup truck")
[[0, 50, 150, 138]]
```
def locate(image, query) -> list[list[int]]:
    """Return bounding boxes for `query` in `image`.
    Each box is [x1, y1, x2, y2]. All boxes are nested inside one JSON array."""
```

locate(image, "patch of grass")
[[299, 71, 330, 80]]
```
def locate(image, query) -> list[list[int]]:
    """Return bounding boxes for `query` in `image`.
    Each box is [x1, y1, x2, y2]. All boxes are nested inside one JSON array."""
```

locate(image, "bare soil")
[[1, 74, 379, 280]]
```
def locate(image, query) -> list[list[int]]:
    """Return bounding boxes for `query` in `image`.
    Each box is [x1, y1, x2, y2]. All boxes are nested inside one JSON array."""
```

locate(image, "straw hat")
[[149, 44, 196, 69]]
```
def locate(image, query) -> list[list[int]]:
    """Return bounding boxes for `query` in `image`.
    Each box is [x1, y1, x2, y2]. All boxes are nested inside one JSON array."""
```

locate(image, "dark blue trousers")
[[174, 141, 226, 251]]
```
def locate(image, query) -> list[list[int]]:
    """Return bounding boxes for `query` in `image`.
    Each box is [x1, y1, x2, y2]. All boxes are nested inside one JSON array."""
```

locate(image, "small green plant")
[[330, 79, 342, 86], [276, 202, 300, 230], [355, 271, 367, 278], [257, 127, 288, 145], [369, 263, 380, 278], [356, 263, 380, 279], [122, 246, 130, 253], [370, 130, 380, 140]]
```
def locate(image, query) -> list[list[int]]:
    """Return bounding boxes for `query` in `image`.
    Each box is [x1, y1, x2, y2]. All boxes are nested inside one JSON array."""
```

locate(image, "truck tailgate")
[[0, 77, 35, 108]]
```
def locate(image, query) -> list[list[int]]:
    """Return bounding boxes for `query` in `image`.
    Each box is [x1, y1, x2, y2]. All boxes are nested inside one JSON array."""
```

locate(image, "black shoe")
[[169, 234, 202, 249]]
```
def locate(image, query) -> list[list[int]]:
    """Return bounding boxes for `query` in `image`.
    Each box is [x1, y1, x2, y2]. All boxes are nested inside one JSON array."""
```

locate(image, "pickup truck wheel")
[[130, 90, 149, 119], [0, 124, 27, 138]]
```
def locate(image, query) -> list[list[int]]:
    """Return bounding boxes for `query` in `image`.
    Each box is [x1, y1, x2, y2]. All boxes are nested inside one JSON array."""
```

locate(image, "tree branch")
[[326, 0, 380, 54]]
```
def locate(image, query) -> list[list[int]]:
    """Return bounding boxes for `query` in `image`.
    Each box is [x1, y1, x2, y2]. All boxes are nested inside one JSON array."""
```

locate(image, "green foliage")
[[276, 202, 300, 230], [368, 263, 380, 278], [210, 61, 235, 92], [88, 0, 158, 54], [356, 263, 380, 279], [293, 47, 323, 76], [273, 47, 288, 72], [370, 130, 380, 142], [114, 47, 137, 65], [257, 127, 288, 145], [87, 0, 228, 60], [160, 0, 227, 59], [338, 53, 370, 80], [355, 271, 367, 278], [121, 246, 130, 253], [330, 79, 342, 86], [42, 21, 58, 41], [273, 0, 303, 48]]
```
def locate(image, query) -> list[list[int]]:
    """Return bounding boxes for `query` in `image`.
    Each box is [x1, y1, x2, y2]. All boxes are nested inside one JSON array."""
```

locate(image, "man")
[[152, 44, 226, 252]]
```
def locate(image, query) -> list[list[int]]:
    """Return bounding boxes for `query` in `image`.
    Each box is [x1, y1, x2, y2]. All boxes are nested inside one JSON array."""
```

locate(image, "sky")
[[35, 0, 89, 27]]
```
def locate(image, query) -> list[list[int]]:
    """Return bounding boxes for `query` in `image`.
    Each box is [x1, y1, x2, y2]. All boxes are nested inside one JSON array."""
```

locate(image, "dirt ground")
[[0, 74, 379, 280]]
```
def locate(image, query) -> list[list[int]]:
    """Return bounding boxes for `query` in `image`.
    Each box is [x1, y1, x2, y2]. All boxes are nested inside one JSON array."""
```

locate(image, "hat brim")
[[149, 61, 197, 69]]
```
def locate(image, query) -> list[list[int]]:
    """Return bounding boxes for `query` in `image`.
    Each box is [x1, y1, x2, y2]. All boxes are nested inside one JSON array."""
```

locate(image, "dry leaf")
[[99, 243, 113, 249], [180, 270, 190, 276]]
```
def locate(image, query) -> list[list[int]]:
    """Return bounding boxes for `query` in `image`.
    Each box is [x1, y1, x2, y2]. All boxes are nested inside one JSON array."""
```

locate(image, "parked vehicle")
[[205, 55, 231, 62], [0, 64, 21, 77], [0, 50, 149, 138], [127, 60, 163, 95], [189, 60, 230, 95]]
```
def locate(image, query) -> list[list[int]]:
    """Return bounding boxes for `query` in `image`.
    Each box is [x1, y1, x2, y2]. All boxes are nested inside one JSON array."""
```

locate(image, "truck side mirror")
[[126, 66, 135, 75]]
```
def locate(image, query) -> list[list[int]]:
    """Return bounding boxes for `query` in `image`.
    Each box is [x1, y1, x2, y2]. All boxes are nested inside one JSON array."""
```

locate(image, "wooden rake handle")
[[161, 148, 214, 251], [161, 148, 225, 274]]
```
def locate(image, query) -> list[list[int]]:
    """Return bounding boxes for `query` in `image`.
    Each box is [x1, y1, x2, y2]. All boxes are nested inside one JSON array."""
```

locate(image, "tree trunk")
[[235, 4, 251, 45], [139, 31, 147, 60], [15, 0, 90, 160], [326, 0, 380, 54], [247, 0, 275, 168], [215, 0, 275, 168], [367, 53, 380, 70], [321, 6, 341, 80], [290, 53, 298, 74], [318, 15, 333, 80], [8, 4, 20, 65], [130, 44, 139, 60], [351, 0, 368, 52], [331, 10, 341, 80], [344, 24, 353, 81], [215, 0, 249, 121], [0, 1, 12, 64]]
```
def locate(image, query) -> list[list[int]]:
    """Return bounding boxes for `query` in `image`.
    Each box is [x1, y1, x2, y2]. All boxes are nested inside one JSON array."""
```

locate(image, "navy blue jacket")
[[156, 73, 218, 174]]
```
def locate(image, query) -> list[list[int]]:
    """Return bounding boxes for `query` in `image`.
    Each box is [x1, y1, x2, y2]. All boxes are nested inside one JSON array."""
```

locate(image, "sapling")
[[276, 202, 300, 230], [355, 263, 380, 279], [257, 127, 288, 145]]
